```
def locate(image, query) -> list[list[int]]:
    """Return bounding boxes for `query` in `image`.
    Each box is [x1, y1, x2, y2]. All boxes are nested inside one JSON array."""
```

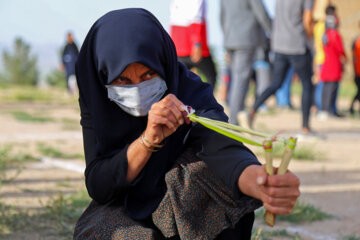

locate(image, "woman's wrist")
[[142, 134, 164, 148], [143, 130, 164, 145], [139, 135, 157, 152], [140, 132, 164, 152], [237, 165, 263, 200]]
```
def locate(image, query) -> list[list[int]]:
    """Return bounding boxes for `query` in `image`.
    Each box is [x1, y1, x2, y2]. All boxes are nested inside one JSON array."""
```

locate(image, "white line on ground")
[[300, 183, 360, 193], [40, 157, 85, 173], [0, 132, 82, 142], [286, 226, 336, 240]]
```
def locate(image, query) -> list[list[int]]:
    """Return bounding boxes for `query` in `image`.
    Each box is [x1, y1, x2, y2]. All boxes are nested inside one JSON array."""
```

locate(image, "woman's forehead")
[[121, 63, 152, 76]]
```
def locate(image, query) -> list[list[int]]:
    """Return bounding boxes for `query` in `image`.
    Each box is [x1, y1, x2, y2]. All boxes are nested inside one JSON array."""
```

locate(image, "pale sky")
[[0, 0, 224, 75]]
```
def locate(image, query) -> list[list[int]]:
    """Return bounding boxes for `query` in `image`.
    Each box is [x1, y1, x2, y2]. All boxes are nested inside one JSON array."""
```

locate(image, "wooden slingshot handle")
[[263, 137, 297, 227]]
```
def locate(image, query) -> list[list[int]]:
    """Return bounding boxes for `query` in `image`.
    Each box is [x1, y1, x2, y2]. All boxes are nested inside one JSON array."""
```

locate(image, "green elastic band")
[[186, 112, 296, 152], [287, 138, 297, 150], [188, 113, 264, 147]]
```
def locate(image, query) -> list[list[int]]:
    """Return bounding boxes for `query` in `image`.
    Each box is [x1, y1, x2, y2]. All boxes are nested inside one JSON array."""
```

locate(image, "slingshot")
[[183, 106, 297, 227]]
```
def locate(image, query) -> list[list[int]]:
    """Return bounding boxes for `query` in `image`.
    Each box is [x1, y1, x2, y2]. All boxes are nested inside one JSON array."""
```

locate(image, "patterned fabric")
[[73, 150, 262, 240], [152, 151, 262, 240], [73, 201, 162, 240]]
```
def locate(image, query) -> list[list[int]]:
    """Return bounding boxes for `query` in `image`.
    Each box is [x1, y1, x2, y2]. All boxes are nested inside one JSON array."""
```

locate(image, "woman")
[[74, 8, 300, 240]]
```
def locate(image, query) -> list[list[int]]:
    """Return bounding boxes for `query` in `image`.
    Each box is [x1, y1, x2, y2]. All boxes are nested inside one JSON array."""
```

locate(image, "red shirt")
[[170, 23, 210, 57], [169, 0, 210, 57], [353, 35, 360, 76], [321, 29, 346, 82]]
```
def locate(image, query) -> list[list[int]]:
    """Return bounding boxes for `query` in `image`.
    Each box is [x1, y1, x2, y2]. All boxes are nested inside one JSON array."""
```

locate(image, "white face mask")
[[106, 76, 167, 116]]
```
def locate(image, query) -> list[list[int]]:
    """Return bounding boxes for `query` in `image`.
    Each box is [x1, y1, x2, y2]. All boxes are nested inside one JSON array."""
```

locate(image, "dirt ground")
[[0, 95, 359, 240], [248, 98, 360, 239]]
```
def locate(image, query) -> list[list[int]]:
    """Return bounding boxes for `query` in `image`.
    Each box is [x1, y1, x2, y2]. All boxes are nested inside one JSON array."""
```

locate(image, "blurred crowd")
[[62, 0, 360, 134], [168, 0, 360, 135]]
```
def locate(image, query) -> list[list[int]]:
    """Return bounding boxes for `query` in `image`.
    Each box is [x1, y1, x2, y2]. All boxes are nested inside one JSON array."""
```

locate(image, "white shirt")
[[169, 0, 205, 26]]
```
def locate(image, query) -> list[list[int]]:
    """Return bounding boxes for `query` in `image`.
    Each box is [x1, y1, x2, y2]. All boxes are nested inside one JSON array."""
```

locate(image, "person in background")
[[319, 15, 347, 119], [262, 0, 295, 110], [250, 0, 314, 135], [169, 0, 217, 88], [349, 20, 360, 116], [276, 68, 295, 109], [61, 32, 79, 95], [220, 0, 272, 127], [216, 51, 231, 108], [313, 3, 335, 114], [253, 43, 272, 113], [73, 8, 300, 240]]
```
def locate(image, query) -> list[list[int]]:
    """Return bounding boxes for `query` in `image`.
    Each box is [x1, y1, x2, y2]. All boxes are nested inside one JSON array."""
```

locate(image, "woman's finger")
[[161, 94, 185, 125], [263, 202, 294, 215], [266, 171, 300, 188], [260, 185, 301, 199], [261, 194, 298, 208], [150, 103, 179, 127], [148, 115, 177, 132]]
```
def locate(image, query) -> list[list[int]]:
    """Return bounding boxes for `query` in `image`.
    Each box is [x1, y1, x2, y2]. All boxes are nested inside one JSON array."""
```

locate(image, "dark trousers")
[[322, 82, 339, 113], [178, 55, 217, 87], [215, 212, 254, 240], [253, 50, 313, 128], [350, 75, 360, 111], [168, 212, 255, 240]]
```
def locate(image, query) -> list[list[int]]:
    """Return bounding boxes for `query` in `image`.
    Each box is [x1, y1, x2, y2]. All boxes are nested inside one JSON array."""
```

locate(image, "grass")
[[252, 227, 302, 240], [10, 152, 39, 163], [0, 145, 39, 187], [43, 190, 91, 236], [11, 111, 53, 123], [0, 85, 77, 104], [0, 147, 12, 183], [257, 142, 323, 161], [60, 118, 80, 130], [255, 201, 332, 224], [292, 144, 324, 161], [9, 111, 80, 129], [37, 144, 84, 159], [55, 181, 72, 188], [0, 190, 91, 239], [342, 236, 360, 240], [0, 144, 87, 238], [287, 78, 356, 99], [0, 202, 34, 235], [338, 78, 358, 99]]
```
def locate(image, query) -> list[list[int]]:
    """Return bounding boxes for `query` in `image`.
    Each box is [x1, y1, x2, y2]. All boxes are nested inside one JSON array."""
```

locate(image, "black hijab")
[[76, 8, 230, 220], [76, 8, 226, 157]]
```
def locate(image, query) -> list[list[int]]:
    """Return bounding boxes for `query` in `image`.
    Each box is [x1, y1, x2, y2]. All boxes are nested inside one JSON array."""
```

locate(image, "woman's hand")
[[257, 166, 300, 215], [238, 165, 300, 215], [144, 94, 186, 144], [191, 45, 203, 63]]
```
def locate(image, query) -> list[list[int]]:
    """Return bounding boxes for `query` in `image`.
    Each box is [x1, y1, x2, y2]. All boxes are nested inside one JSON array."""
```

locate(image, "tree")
[[1, 37, 39, 85], [46, 68, 66, 89]]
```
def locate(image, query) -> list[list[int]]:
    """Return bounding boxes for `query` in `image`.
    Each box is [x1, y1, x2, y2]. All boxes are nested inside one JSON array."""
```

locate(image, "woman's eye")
[[111, 77, 130, 85], [142, 71, 157, 80]]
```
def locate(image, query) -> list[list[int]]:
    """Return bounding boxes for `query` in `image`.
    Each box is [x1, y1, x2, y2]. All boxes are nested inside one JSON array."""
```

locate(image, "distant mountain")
[[33, 43, 63, 76]]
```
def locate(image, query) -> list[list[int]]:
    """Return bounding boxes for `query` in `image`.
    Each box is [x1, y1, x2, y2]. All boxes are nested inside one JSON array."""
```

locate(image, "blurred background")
[[0, 0, 359, 87], [0, 0, 223, 86], [0, 1, 360, 240]]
